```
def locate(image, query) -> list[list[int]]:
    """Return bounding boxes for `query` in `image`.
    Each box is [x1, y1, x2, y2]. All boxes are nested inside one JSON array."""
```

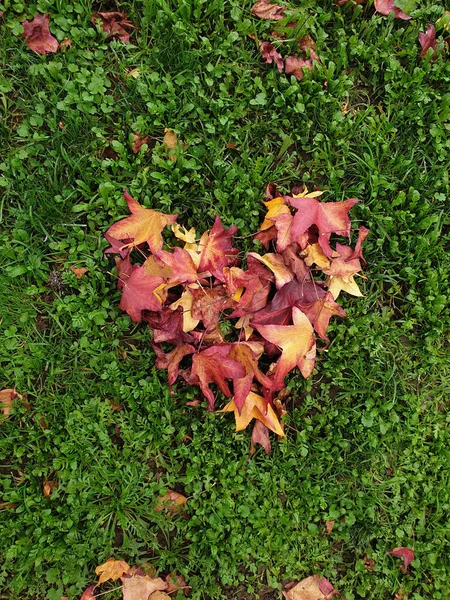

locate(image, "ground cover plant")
[[0, 1, 449, 599]]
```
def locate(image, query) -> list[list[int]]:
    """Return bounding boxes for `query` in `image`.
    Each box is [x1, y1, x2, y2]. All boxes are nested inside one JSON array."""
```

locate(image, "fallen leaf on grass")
[[0, 389, 22, 419], [22, 14, 59, 54], [259, 41, 284, 72], [436, 11, 450, 33], [70, 266, 88, 279], [59, 38, 72, 50], [95, 558, 131, 584], [121, 572, 167, 600], [298, 35, 320, 62], [109, 399, 123, 411], [374, 0, 411, 20], [284, 56, 313, 81], [387, 547, 414, 572], [251, 0, 286, 20], [163, 128, 179, 161], [155, 490, 187, 514], [80, 585, 96, 600], [0, 502, 19, 510], [43, 480, 58, 498], [283, 575, 338, 599], [221, 391, 284, 436], [419, 25, 437, 57], [165, 572, 191, 595], [148, 593, 171, 600], [250, 420, 272, 454], [132, 133, 150, 153], [363, 555, 375, 572], [325, 520, 335, 534], [91, 12, 137, 43]]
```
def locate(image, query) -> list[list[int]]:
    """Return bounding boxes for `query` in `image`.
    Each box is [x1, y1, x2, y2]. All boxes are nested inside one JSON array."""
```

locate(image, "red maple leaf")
[[374, 0, 411, 20], [119, 266, 164, 321], [198, 216, 240, 281], [227, 342, 272, 412], [419, 25, 437, 57], [288, 196, 359, 256], [298, 291, 347, 343], [22, 14, 59, 54], [154, 344, 195, 386], [387, 547, 415, 572], [190, 346, 246, 410], [259, 41, 284, 72]]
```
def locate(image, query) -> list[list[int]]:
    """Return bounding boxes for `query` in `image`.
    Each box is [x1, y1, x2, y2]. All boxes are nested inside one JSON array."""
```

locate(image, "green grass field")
[[0, 1, 449, 599]]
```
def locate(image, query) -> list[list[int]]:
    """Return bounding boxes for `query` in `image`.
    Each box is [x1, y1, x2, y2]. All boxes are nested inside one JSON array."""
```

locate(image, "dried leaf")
[[259, 41, 284, 72], [325, 520, 335, 534], [121, 572, 167, 600], [251, 0, 286, 20], [250, 420, 272, 454], [0, 388, 22, 419], [387, 547, 414, 572], [109, 399, 123, 411], [95, 558, 131, 584], [284, 56, 313, 81], [155, 490, 188, 514], [221, 391, 284, 435], [80, 585, 96, 600], [164, 572, 191, 595], [0, 502, 19, 510], [22, 14, 59, 54], [149, 593, 171, 600], [70, 266, 88, 279], [43, 480, 58, 498], [163, 128, 179, 161], [91, 12, 137, 43], [283, 575, 338, 600], [132, 133, 149, 153]]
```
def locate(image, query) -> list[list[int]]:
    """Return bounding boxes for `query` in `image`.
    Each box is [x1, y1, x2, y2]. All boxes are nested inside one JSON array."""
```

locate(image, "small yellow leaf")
[[259, 197, 290, 231], [327, 274, 363, 299], [163, 128, 178, 161], [221, 391, 284, 436], [301, 243, 331, 270], [70, 266, 88, 279], [95, 558, 131, 584]]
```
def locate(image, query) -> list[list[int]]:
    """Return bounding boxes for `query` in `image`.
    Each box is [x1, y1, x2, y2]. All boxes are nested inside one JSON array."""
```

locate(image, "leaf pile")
[[105, 185, 368, 446]]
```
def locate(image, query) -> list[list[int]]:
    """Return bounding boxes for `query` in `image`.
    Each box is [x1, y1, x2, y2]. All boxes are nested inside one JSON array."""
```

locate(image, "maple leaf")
[[172, 223, 197, 245], [191, 285, 236, 331], [387, 547, 415, 573], [227, 342, 273, 412], [298, 35, 320, 62], [70, 266, 88, 279], [121, 572, 167, 600], [248, 252, 294, 289], [251, 0, 286, 20], [255, 306, 316, 389], [374, 0, 411, 20], [221, 391, 284, 435], [266, 279, 326, 313], [288, 195, 359, 256], [198, 216, 239, 281], [115, 256, 136, 290], [259, 196, 291, 231], [259, 42, 284, 72], [298, 292, 347, 343], [284, 56, 314, 81], [323, 244, 363, 280], [91, 12, 137, 43], [155, 490, 188, 514], [154, 344, 195, 386], [301, 243, 331, 270], [165, 572, 191, 595], [0, 389, 22, 419], [104, 233, 131, 259], [155, 248, 200, 284], [327, 274, 363, 299], [143, 255, 174, 279], [119, 266, 164, 321], [250, 420, 272, 455], [226, 258, 273, 317], [419, 25, 437, 57], [283, 575, 338, 600], [281, 246, 311, 281], [347, 225, 370, 261], [95, 558, 131, 584], [170, 289, 200, 333], [43, 480, 58, 498], [106, 190, 177, 253], [22, 14, 59, 54], [132, 133, 149, 153], [190, 346, 246, 410]]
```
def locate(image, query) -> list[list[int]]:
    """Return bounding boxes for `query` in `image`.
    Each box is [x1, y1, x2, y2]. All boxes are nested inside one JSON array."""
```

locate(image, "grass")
[[0, 0, 449, 599]]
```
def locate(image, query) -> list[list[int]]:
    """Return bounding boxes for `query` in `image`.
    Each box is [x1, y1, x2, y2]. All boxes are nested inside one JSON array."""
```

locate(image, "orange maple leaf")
[[95, 557, 131, 584], [221, 391, 284, 435], [106, 190, 177, 252], [255, 306, 316, 389]]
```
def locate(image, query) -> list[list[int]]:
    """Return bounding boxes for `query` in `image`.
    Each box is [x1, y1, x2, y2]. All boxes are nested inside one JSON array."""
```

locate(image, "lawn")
[[0, 1, 449, 599]]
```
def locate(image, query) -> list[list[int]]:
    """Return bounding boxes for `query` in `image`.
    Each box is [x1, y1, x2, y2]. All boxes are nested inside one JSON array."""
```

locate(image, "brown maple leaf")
[[251, 0, 286, 20], [191, 285, 236, 331], [70, 266, 88, 279], [284, 56, 314, 81], [132, 133, 149, 153], [121, 572, 167, 600], [43, 480, 58, 498], [255, 306, 316, 389], [165, 571, 191, 595], [155, 490, 188, 514], [283, 575, 338, 599], [106, 190, 177, 252], [154, 344, 195, 386], [162, 128, 179, 161], [95, 558, 131, 584], [91, 12, 137, 43], [22, 14, 59, 54], [0, 389, 23, 419], [250, 420, 272, 454]]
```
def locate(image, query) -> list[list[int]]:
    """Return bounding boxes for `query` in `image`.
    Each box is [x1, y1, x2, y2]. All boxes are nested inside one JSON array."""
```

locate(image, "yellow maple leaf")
[[327, 274, 363, 299], [301, 243, 331, 270], [247, 252, 294, 289], [221, 391, 284, 436], [259, 197, 291, 231], [95, 558, 131, 584], [170, 288, 200, 332]]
